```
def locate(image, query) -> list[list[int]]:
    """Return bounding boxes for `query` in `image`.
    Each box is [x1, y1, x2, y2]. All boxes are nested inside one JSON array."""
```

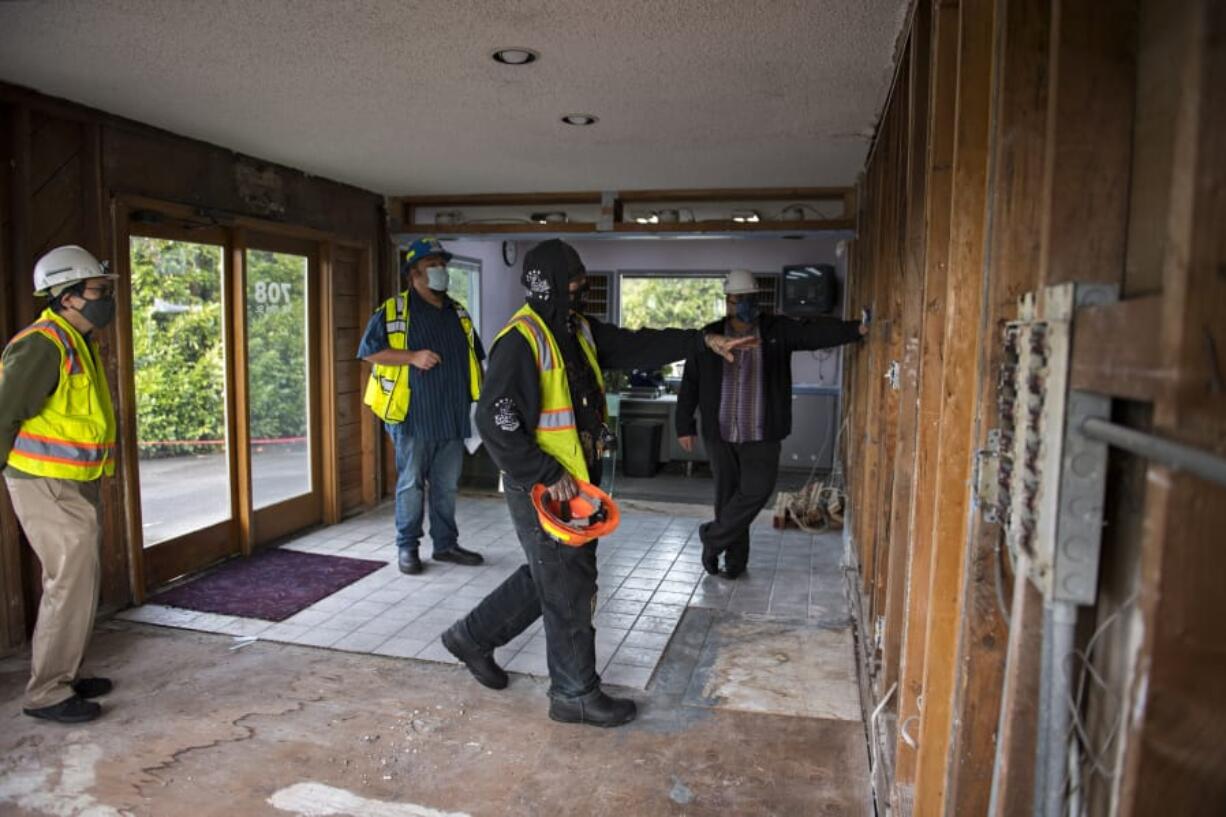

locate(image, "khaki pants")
[[4, 475, 101, 709]]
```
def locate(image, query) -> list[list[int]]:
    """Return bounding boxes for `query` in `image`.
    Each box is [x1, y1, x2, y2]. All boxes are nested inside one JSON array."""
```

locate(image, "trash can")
[[622, 421, 663, 477]]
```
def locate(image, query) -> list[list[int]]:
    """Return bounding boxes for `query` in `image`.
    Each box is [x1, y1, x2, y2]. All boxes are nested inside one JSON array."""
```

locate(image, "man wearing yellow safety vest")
[[442, 239, 754, 727], [359, 237, 486, 575], [0, 246, 119, 723]]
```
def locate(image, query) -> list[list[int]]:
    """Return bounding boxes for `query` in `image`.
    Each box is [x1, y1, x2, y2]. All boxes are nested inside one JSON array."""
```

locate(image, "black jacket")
[[676, 314, 862, 443], [477, 312, 705, 488]]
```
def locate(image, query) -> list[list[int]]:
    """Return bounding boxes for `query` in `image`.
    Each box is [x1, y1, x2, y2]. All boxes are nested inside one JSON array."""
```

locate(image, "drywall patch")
[[684, 615, 861, 721], [268, 782, 470, 817], [0, 736, 128, 817]]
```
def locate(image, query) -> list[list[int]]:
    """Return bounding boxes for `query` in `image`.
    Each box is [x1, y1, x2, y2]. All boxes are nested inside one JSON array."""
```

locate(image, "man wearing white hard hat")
[[0, 245, 119, 723], [676, 269, 868, 579]]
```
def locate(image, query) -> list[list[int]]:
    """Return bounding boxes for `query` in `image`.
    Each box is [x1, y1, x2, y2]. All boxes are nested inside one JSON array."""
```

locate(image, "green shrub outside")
[[131, 238, 307, 458]]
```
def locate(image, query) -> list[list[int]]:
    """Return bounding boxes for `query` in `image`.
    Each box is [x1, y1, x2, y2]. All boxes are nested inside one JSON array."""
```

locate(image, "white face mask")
[[425, 265, 448, 292]]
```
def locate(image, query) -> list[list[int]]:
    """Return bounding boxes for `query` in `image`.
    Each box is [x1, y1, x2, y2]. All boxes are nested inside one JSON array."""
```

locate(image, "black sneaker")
[[71, 677, 113, 698], [433, 546, 484, 566], [24, 695, 102, 723], [720, 566, 746, 580], [441, 622, 508, 690], [399, 549, 423, 575], [549, 689, 638, 727]]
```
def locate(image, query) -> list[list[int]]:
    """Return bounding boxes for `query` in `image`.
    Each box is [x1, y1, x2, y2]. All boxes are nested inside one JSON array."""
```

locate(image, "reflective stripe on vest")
[[4, 309, 117, 481], [363, 291, 483, 423], [11, 322, 83, 376], [493, 305, 604, 482], [11, 431, 113, 466]]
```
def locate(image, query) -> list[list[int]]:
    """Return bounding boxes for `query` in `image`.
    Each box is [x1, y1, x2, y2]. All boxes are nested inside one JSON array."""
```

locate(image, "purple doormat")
[[151, 548, 386, 621]]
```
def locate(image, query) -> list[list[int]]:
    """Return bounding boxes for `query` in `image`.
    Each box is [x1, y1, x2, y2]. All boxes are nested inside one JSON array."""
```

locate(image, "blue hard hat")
[[402, 237, 452, 272]]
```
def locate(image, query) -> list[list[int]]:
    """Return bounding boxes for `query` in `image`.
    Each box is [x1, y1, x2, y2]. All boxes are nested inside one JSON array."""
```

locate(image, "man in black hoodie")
[[441, 239, 752, 727], [676, 270, 867, 579]]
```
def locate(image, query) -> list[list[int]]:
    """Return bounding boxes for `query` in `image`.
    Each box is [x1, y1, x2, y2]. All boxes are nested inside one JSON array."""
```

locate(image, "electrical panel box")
[[782, 264, 838, 316]]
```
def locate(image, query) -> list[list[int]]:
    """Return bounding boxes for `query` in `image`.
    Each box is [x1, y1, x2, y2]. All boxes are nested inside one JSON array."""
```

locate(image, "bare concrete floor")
[[0, 611, 871, 817]]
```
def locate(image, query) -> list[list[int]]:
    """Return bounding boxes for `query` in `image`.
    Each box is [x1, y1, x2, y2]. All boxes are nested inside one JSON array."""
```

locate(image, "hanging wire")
[[993, 528, 1012, 624], [1062, 591, 1140, 815]]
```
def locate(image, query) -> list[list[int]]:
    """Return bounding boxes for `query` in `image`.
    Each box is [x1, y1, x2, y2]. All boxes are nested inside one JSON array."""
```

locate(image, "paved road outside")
[[138, 447, 310, 545]]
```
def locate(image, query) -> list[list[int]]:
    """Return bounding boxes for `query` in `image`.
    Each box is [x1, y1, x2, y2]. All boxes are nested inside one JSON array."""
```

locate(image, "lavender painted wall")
[[450, 236, 854, 388], [569, 237, 851, 389], [446, 238, 520, 347]]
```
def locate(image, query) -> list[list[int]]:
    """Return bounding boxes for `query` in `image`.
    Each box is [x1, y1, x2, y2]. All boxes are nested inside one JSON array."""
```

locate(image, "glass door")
[[129, 229, 239, 585], [244, 237, 322, 544], [126, 223, 323, 589]]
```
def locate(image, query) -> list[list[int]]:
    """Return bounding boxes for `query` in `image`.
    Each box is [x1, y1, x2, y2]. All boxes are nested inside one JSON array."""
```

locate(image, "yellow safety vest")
[[4, 308, 116, 481], [494, 305, 605, 482], [363, 291, 483, 423]]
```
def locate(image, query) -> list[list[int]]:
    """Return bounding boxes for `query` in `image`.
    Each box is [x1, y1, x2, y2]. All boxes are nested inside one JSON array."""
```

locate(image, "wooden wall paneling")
[[882, 0, 933, 700], [858, 99, 895, 633], [83, 120, 130, 609], [319, 241, 342, 524], [1121, 0, 1180, 297], [849, 162, 876, 593], [229, 230, 254, 556], [1040, 0, 1137, 289], [1118, 1, 1226, 812], [110, 202, 148, 603], [869, 68, 910, 644], [988, 555, 1045, 816], [0, 103, 28, 652], [97, 121, 381, 245], [946, 0, 1053, 812], [893, 0, 961, 796], [1070, 295, 1163, 402], [913, 0, 997, 812]]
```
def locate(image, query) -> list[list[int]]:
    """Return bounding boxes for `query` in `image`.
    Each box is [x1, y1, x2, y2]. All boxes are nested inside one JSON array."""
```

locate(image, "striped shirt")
[[356, 290, 485, 441], [718, 321, 765, 443]]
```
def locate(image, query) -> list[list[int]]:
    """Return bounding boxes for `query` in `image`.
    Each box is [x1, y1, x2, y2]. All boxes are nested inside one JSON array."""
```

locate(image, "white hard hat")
[[724, 270, 760, 295], [33, 245, 114, 297]]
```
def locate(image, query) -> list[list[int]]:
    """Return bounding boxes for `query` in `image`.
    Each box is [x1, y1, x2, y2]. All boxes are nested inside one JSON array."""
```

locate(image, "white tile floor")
[[118, 495, 844, 690]]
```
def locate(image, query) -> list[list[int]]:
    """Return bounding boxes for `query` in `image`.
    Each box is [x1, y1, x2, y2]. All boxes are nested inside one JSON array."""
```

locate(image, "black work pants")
[[700, 439, 781, 573], [459, 481, 600, 700]]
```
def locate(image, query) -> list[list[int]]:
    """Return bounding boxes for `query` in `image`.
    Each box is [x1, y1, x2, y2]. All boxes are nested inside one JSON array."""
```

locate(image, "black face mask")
[[570, 282, 591, 310], [76, 295, 116, 330]]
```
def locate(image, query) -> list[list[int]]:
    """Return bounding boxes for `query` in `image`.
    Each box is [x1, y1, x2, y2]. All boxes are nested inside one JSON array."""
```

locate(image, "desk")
[[615, 389, 839, 471]]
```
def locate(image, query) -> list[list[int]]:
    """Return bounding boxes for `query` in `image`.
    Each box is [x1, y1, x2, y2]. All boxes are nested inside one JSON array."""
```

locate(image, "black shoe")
[[23, 695, 101, 723], [720, 566, 745, 580], [399, 549, 423, 575], [699, 527, 721, 575], [71, 677, 113, 698], [433, 546, 484, 566], [441, 622, 508, 690], [549, 689, 638, 728]]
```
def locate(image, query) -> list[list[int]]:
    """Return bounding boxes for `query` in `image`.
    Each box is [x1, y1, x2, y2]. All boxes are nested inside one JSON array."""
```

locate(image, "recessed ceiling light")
[[492, 48, 539, 65], [561, 114, 598, 126]]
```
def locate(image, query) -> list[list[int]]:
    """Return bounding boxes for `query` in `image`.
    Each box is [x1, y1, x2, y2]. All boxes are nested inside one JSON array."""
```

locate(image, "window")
[[618, 275, 726, 331], [447, 257, 481, 333]]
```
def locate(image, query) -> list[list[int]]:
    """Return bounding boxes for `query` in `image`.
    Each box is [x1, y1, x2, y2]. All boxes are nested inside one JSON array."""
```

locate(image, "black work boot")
[[549, 688, 638, 727], [399, 549, 423, 575], [433, 545, 484, 566], [441, 621, 508, 690], [71, 677, 113, 699], [24, 695, 102, 723]]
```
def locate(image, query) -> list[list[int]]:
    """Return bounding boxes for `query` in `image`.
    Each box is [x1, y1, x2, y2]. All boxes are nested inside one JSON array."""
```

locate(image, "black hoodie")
[[476, 239, 708, 488]]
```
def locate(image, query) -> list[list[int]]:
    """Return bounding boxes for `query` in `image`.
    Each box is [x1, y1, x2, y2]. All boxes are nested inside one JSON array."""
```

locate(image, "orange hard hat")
[[531, 479, 620, 546]]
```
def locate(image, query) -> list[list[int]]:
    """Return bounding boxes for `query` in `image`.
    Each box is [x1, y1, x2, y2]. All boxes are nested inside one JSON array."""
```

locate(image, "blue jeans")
[[386, 425, 463, 555], [459, 480, 600, 700]]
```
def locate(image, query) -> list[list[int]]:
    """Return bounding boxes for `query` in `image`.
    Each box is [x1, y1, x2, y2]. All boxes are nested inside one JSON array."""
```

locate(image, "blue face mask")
[[734, 299, 759, 323], [425, 265, 449, 292]]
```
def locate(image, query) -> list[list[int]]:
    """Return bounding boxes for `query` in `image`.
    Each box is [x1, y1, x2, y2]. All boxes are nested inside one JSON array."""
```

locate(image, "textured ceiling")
[[0, 0, 908, 195]]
